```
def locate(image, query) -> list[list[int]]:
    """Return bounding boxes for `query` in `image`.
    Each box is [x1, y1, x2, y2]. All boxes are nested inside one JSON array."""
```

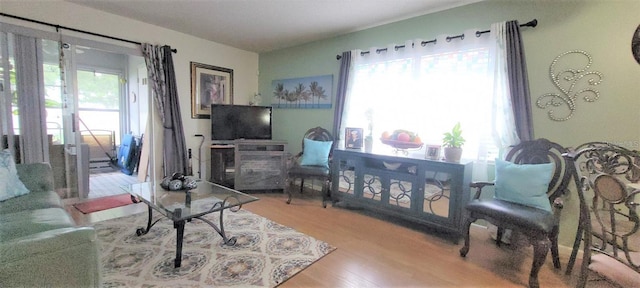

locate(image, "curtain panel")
[[14, 34, 49, 163], [506, 20, 534, 141], [332, 51, 352, 142], [489, 22, 520, 151], [142, 44, 188, 176]]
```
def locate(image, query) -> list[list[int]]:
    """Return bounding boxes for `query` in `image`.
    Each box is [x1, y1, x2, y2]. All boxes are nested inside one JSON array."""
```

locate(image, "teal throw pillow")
[[0, 150, 30, 202], [300, 138, 333, 168], [494, 158, 553, 212]]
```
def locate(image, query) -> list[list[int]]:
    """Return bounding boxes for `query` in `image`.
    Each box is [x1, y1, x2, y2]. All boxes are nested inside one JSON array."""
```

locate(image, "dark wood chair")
[[459, 138, 571, 288], [286, 127, 334, 208], [564, 145, 640, 287]]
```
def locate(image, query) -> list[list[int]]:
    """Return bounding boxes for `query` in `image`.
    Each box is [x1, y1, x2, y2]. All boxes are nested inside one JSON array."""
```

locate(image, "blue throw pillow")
[[0, 150, 30, 202], [494, 158, 553, 212], [300, 138, 333, 168]]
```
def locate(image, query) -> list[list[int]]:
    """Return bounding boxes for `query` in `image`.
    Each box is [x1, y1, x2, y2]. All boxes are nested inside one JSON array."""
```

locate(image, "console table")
[[331, 147, 472, 241]]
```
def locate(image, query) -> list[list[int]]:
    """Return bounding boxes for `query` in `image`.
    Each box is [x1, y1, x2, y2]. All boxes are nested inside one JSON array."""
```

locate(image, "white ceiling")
[[67, 0, 482, 53]]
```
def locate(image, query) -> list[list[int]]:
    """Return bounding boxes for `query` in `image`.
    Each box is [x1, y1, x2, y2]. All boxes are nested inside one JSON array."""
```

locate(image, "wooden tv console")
[[210, 140, 288, 191]]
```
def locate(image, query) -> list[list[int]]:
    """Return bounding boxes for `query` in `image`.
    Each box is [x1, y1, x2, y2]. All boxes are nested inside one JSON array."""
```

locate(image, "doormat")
[[73, 193, 136, 214]]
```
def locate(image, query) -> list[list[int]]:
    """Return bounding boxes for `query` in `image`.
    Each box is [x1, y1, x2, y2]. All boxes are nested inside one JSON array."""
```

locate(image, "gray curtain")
[[142, 44, 188, 176], [332, 51, 351, 140], [506, 20, 534, 141], [14, 34, 49, 163]]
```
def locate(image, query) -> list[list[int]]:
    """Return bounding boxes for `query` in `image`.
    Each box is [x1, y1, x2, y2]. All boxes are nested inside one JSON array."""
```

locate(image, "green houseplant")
[[442, 122, 465, 162]]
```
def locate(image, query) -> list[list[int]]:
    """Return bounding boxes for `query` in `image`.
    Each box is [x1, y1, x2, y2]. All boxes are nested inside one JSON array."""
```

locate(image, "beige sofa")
[[0, 163, 100, 287]]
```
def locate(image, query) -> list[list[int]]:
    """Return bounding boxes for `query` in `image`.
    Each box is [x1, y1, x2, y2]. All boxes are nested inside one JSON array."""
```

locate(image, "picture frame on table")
[[191, 61, 234, 119], [345, 127, 364, 149], [425, 144, 442, 160]]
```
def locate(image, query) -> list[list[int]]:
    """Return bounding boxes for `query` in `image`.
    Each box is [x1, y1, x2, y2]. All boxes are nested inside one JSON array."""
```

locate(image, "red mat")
[[73, 193, 136, 214]]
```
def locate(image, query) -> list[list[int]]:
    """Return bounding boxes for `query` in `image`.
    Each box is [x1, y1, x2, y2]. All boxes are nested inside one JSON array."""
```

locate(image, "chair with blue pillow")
[[286, 126, 334, 208], [459, 138, 571, 288]]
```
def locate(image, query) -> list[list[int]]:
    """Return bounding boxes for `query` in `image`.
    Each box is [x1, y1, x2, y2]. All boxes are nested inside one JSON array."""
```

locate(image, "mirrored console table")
[[331, 147, 472, 242]]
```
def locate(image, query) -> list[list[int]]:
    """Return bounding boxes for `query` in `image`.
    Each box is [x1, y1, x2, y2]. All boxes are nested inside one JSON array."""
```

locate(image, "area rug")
[[73, 193, 135, 214], [94, 206, 336, 287]]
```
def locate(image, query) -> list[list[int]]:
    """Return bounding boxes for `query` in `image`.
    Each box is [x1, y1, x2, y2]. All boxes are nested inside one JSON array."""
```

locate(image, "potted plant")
[[442, 122, 465, 162]]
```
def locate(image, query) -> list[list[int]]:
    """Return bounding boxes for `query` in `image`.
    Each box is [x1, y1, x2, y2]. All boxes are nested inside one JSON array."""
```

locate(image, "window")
[[342, 32, 503, 162], [77, 69, 123, 144]]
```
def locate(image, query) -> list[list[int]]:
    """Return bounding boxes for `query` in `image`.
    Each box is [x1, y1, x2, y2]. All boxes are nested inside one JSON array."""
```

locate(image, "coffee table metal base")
[[133, 200, 238, 268]]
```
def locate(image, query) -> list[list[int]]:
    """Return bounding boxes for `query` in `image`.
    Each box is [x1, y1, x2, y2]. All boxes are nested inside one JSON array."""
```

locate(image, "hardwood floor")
[[67, 191, 595, 287]]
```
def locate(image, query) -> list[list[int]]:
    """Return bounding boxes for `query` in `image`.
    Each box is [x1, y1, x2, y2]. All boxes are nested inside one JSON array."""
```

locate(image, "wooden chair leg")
[[496, 227, 504, 247], [286, 177, 294, 204], [321, 179, 329, 208], [459, 217, 474, 257], [529, 238, 550, 288], [550, 226, 561, 269]]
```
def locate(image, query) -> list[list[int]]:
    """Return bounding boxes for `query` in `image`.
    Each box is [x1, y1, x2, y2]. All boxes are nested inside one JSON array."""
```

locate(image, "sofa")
[[0, 162, 100, 287]]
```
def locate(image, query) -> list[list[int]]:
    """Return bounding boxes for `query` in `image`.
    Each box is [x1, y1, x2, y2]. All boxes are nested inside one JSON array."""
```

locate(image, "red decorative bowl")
[[380, 139, 424, 149]]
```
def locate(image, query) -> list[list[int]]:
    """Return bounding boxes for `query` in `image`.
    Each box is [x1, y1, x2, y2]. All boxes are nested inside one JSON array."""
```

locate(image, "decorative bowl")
[[380, 139, 424, 150], [382, 161, 402, 170]]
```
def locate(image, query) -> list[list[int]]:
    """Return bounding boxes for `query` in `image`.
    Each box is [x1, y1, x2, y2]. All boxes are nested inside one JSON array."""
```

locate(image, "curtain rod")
[[336, 19, 537, 60], [0, 12, 177, 53]]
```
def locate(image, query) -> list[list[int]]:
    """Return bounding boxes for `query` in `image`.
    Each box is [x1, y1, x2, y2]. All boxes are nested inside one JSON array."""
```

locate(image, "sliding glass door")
[[1, 22, 149, 200]]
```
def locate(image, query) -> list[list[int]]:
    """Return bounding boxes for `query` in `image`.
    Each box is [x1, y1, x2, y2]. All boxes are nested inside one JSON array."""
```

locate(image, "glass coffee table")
[[122, 180, 259, 268]]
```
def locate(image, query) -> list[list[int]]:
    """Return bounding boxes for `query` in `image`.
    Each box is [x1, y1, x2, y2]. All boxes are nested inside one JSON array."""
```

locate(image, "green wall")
[[259, 0, 640, 247], [260, 0, 640, 152]]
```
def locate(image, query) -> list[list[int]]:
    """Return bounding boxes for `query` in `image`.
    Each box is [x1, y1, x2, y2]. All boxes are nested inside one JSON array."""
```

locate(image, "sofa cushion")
[[16, 163, 55, 193], [0, 208, 75, 241], [0, 190, 63, 215], [0, 150, 30, 202]]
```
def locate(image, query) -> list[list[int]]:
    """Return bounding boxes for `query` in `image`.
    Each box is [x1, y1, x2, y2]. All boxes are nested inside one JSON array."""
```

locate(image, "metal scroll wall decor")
[[536, 50, 603, 121]]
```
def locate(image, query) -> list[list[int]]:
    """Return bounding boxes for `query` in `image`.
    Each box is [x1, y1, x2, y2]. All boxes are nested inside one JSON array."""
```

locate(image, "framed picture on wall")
[[191, 61, 234, 119], [345, 127, 363, 149]]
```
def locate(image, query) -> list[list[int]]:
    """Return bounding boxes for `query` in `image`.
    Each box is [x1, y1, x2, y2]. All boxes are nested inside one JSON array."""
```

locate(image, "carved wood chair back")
[[503, 138, 572, 203], [300, 126, 334, 154]]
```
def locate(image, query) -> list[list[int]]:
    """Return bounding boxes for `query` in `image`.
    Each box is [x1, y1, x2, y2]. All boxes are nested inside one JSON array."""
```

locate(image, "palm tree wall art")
[[271, 75, 332, 108]]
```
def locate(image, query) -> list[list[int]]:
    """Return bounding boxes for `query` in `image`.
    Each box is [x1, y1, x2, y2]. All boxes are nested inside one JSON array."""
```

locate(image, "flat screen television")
[[210, 104, 273, 143]]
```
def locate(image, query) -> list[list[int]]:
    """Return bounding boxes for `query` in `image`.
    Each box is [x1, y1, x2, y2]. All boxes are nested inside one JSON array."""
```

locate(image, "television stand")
[[210, 140, 288, 191], [210, 145, 235, 188]]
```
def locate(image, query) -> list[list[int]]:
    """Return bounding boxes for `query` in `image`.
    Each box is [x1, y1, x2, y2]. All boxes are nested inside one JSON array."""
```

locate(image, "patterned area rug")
[[94, 207, 335, 287]]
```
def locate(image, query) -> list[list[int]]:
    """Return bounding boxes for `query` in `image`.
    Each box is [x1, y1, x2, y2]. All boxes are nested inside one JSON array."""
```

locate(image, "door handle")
[[71, 112, 76, 132]]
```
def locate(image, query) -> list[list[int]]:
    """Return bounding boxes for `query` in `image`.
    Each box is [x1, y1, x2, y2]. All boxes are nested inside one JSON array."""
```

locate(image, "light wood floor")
[[67, 191, 599, 287]]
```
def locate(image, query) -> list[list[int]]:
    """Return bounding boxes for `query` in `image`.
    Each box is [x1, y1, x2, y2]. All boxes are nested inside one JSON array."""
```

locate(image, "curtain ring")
[[446, 36, 452, 42], [475, 31, 482, 37], [460, 34, 465, 40]]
